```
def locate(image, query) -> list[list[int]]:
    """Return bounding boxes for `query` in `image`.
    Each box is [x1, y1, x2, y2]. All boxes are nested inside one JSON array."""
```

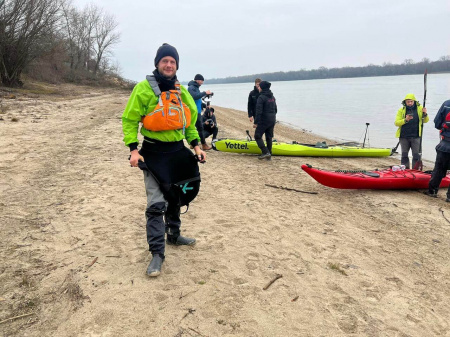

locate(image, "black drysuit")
[[254, 89, 277, 155], [428, 99, 450, 197]]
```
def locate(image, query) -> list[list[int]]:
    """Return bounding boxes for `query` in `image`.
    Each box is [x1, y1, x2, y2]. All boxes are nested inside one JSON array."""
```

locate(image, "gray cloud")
[[73, 0, 450, 82]]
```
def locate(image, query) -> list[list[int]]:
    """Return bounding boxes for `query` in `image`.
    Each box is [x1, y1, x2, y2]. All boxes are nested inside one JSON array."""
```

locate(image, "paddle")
[[413, 69, 427, 171], [246, 129, 253, 141], [362, 123, 370, 148], [392, 141, 400, 154]]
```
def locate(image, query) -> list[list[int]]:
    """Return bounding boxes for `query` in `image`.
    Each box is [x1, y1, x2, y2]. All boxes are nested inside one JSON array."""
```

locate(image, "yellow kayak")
[[212, 139, 392, 157]]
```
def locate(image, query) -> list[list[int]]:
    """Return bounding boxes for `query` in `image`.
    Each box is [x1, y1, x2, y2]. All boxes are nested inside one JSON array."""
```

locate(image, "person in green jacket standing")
[[394, 93, 428, 169], [122, 43, 206, 277]]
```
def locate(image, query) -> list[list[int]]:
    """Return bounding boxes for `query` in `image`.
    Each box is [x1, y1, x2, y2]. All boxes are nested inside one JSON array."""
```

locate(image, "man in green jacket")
[[122, 43, 206, 277], [394, 93, 428, 169]]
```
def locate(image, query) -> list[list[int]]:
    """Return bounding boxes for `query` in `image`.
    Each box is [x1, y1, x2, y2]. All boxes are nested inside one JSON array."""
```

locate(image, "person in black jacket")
[[254, 81, 277, 160], [202, 106, 219, 142], [424, 99, 450, 201], [248, 78, 261, 123]]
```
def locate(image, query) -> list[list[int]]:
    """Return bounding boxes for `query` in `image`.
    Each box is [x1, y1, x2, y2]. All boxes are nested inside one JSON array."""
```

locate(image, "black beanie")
[[259, 81, 271, 90], [194, 74, 204, 81], [154, 43, 179, 69]]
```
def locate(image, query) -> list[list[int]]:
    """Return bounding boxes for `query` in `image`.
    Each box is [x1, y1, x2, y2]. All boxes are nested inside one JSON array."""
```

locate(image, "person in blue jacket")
[[425, 99, 450, 201], [188, 74, 213, 150]]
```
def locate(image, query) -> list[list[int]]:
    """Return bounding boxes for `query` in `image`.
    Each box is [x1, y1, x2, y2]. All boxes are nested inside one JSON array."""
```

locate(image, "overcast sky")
[[73, 0, 449, 83]]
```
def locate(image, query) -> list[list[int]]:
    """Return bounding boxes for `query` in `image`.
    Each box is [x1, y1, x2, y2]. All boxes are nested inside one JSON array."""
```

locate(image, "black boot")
[[146, 254, 164, 277], [423, 190, 438, 198], [167, 235, 196, 246], [258, 153, 271, 160]]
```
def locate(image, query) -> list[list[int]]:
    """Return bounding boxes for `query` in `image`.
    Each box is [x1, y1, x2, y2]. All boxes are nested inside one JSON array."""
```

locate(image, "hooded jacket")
[[122, 79, 200, 147], [255, 89, 277, 125], [394, 93, 429, 138], [187, 80, 206, 115]]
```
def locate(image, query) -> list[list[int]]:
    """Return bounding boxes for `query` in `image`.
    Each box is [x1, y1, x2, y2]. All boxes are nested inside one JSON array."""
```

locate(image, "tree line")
[[0, 0, 120, 87], [206, 56, 450, 84]]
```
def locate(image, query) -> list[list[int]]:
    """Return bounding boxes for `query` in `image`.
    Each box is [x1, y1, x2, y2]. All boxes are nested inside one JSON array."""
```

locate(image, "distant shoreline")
[[182, 71, 450, 86], [187, 57, 450, 85]]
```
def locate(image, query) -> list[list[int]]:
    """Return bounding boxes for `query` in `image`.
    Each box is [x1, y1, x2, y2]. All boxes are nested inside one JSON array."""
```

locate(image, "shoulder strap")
[[146, 75, 161, 96], [146, 75, 182, 96]]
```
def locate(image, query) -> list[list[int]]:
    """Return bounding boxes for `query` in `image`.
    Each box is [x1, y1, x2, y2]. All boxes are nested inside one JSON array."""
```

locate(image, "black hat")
[[194, 74, 204, 81], [154, 43, 179, 69], [259, 81, 271, 90]]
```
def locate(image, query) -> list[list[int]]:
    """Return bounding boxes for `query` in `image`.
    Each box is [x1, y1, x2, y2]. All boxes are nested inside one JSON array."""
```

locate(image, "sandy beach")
[[1, 82, 449, 337]]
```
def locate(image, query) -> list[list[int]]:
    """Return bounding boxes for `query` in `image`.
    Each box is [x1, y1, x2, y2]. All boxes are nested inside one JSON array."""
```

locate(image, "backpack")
[[141, 75, 191, 133]]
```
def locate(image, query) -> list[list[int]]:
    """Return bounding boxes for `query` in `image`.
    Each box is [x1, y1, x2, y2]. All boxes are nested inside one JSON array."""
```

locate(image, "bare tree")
[[0, 0, 63, 86], [92, 11, 119, 75], [60, 0, 77, 69], [61, 2, 97, 71], [80, 4, 99, 71]]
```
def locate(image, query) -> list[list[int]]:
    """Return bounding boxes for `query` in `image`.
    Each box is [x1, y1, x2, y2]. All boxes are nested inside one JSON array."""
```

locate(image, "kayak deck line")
[[212, 139, 393, 157]]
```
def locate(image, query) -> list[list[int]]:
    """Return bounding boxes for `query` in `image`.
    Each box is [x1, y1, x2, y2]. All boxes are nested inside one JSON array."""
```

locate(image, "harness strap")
[[146, 75, 181, 96], [146, 75, 161, 96]]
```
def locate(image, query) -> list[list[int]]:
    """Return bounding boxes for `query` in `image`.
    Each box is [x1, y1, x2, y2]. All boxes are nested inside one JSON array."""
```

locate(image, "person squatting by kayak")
[[122, 43, 206, 277], [394, 93, 428, 169], [188, 74, 213, 150], [202, 106, 219, 141], [254, 80, 277, 160], [424, 99, 450, 201]]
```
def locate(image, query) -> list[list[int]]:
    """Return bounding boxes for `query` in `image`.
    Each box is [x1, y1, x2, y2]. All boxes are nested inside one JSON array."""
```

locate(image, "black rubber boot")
[[167, 235, 196, 246], [146, 254, 164, 277]]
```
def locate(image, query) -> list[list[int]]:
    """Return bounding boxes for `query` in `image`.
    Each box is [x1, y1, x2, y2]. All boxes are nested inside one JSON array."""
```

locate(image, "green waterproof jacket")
[[394, 93, 429, 138], [122, 80, 200, 146]]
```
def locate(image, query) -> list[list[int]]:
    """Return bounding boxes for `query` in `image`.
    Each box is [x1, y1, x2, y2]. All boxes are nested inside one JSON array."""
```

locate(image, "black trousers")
[[140, 140, 193, 256], [429, 149, 450, 197], [195, 116, 206, 145], [203, 126, 218, 140], [254, 121, 275, 155]]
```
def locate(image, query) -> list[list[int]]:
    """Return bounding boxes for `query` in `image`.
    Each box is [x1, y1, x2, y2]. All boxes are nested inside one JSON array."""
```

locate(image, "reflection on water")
[[205, 73, 450, 162]]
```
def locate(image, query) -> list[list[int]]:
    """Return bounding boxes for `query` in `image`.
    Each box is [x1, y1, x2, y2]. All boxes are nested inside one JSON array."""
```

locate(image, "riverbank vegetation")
[[207, 56, 450, 84], [0, 0, 132, 88]]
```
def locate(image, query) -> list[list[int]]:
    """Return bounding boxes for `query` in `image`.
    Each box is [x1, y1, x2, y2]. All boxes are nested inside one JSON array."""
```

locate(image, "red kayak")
[[301, 164, 450, 189]]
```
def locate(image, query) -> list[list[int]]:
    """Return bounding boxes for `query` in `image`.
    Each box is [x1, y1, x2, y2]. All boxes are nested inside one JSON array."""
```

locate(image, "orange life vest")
[[141, 78, 191, 133]]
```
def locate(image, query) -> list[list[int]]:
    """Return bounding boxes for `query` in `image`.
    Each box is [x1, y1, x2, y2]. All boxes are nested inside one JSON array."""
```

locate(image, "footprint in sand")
[[245, 252, 260, 271], [232, 278, 248, 285], [154, 292, 169, 302], [329, 301, 367, 334]]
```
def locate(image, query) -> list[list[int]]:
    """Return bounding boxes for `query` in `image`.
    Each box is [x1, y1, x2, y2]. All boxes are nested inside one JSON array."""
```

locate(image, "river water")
[[204, 73, 450, 162]]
